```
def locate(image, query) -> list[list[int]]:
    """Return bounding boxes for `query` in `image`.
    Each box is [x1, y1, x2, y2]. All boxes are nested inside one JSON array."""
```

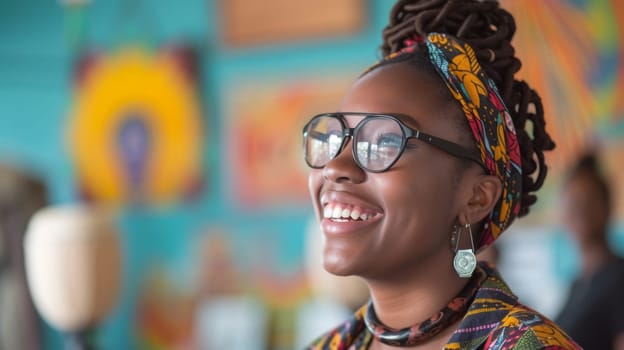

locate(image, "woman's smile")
[[319, 191, 384, 235]]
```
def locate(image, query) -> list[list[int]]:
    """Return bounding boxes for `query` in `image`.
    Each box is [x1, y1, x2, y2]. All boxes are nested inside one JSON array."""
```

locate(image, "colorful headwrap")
[[425, 33, 522, 249], [382, 33, 522, 250]]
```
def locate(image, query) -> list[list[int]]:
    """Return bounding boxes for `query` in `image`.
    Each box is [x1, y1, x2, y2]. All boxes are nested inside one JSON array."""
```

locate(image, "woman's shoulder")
[[462, 264, 581, 349], [483, 302, 581, 350]]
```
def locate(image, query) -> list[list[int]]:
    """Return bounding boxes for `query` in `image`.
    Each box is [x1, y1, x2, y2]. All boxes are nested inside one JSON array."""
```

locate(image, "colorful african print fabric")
[[424, 33, 523, 250], [307, 263, 581, 350]]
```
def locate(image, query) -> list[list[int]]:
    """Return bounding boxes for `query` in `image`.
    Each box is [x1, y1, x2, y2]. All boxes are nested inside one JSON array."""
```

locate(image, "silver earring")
[[453, 223, 477, 278]]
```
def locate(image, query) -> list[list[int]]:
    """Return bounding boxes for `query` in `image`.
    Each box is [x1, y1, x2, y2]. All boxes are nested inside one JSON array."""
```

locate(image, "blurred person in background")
[[556, 152, 624, 350], [302, 0, 580, 348]]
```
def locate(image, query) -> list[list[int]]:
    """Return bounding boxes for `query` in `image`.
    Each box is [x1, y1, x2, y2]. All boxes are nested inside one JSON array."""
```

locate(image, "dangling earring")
[[453, 223, 477, 278]]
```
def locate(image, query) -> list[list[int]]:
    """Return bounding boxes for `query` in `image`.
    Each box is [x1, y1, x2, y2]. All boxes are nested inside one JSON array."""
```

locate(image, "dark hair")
[[566, 152, 611, 212], [376, 0, 555, 217]]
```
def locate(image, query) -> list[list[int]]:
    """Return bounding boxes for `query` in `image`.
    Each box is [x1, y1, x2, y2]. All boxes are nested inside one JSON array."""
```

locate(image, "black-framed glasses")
[[302, 113, 484, 173]]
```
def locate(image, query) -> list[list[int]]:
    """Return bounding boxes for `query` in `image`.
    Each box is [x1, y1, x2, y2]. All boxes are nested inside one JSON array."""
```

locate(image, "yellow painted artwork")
[[67, 48, 203, 205]]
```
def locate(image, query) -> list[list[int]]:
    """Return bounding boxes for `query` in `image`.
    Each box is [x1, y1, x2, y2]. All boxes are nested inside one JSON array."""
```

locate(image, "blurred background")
[[0, 0, 623, 349]]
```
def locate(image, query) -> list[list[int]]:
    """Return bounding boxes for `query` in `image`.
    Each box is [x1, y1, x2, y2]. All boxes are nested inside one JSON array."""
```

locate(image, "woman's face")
[[561, 172, 609, 244], [308, 63, 477, 280]]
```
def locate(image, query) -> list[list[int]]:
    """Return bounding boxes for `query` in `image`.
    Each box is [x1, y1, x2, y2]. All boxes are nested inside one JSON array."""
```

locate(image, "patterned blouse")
[[308, 264, 581, 350]]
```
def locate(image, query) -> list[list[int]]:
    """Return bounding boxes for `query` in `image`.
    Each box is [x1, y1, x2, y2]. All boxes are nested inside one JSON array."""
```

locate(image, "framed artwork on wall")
[[225, 72, 357, 208], [220, 0, 366, 47], [67, 45, 205, 205]]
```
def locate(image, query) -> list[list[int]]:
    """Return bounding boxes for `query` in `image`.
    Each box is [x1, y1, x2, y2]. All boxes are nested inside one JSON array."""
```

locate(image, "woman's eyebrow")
[[390, 113, 423, 130]]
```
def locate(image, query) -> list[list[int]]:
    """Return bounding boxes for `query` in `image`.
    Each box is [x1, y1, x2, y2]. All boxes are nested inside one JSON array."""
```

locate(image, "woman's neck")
[[365, 251, 469, 330]]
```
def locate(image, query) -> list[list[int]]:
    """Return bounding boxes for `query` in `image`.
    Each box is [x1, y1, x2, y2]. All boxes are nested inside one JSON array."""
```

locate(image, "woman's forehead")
[[339, 63, 457, 129], [338, 113, 421, 130]]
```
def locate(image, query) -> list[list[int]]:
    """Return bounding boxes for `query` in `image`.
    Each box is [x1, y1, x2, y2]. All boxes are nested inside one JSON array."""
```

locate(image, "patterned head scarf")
[[380, 33, 522, 250]]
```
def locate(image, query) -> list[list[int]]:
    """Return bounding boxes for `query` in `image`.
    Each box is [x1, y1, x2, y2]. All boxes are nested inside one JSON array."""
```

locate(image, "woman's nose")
[[322, 138, 366, 184]]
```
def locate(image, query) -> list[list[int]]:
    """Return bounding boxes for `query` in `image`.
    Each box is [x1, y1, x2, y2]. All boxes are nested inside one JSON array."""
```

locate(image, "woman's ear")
[[459, 174, 502, 224]]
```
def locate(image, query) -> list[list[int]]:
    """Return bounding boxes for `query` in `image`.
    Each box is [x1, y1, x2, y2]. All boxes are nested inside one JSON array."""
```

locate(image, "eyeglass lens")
[[304, 115, 405, 172]]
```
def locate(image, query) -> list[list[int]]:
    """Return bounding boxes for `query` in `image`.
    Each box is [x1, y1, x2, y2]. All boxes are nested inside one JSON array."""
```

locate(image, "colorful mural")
[[67, 47, 204, 205], [503, 0, 624, 218], [133, 225, 312, 350]]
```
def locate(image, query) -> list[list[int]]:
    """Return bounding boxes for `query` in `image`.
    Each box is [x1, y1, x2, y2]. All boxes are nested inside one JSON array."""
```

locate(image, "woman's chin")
[[322, 251, 363, 277]]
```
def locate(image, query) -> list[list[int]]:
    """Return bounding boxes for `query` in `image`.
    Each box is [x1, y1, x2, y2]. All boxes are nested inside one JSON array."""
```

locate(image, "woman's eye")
[[376, 133, 403, 147]]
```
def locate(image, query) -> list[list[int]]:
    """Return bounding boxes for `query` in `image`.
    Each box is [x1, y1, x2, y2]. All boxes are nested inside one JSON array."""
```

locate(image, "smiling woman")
[[303, 0, 581, 349]]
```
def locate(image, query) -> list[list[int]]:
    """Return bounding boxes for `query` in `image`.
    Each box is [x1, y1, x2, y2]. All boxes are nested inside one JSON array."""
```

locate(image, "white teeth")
[[323, 203, 376, 221], [332, 206, 343, 219], [323, 205, 333, 219]]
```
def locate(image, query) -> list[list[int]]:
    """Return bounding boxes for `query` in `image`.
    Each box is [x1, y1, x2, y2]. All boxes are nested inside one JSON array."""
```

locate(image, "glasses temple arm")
[[416, 131, 485, 169]]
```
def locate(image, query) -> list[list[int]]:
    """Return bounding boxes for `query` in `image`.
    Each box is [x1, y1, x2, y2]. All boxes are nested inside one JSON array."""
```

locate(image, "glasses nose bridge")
[[335, 124, 354, 152], [327, 125, 357, 166], [343, 126, 355, 139], [339, 113, 367, 143], [339, 126, 360, 160], [321, 125, 366, 183]]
